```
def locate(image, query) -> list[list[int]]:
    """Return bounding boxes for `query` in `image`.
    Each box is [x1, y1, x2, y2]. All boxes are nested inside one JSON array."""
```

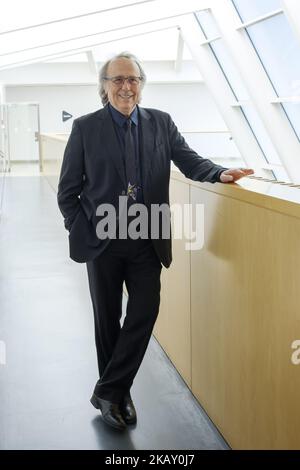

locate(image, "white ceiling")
[[0, 0, 206, 69], [45, 29, 193, 62]]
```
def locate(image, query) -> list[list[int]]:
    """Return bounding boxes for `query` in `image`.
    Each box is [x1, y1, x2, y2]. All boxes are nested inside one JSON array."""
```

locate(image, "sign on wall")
[[62, 110, 73, 122]]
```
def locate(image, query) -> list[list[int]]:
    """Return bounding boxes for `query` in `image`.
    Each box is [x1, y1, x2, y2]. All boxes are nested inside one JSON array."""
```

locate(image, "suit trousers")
[[86, 237, 162, 403]]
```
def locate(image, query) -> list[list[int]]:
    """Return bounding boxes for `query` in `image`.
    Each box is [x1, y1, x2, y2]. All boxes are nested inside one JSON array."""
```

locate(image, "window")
[[195, 11, 287, 179], [232, 0, 282, 22], [246, 14, 300, 97], [282, 103, 300, 141]]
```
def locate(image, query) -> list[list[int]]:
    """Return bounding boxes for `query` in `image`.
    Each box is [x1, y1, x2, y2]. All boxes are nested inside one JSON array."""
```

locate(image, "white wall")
[[142, 83, 226, 131], [6, 82, 227, 134], [6, 85, 99, 134], [0, 61, 203, 86]]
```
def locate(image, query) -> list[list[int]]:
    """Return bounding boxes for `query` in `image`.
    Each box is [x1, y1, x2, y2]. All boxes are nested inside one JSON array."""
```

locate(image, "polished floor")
[[0, 170, 229, 450]]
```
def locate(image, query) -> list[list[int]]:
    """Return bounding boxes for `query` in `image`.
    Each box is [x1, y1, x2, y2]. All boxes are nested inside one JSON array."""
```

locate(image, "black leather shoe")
[[120, 393, 137, 425], [90, 394, 126, 431]]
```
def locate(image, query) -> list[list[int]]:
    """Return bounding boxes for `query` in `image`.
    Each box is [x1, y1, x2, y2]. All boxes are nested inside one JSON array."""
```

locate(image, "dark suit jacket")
[[57, 104, 227, 267]]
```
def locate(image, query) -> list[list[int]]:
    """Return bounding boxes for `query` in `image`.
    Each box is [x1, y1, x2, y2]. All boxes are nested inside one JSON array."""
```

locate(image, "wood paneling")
[[157, 172, 300, 449], [154, 178, 191, 387], [190, 185, 300, 449]]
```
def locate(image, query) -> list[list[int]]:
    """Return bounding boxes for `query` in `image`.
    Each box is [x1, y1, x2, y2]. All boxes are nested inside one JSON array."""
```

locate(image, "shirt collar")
[[109, 103, 138, 127]]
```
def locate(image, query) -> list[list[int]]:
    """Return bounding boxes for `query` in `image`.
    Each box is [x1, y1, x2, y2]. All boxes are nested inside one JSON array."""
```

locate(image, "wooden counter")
[[154, 170, 300, 449], [40, 133, 68, 191]]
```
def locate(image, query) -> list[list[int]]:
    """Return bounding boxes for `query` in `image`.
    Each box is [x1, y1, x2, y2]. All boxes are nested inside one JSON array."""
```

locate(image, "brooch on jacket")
[[127, 182, 140, 201]]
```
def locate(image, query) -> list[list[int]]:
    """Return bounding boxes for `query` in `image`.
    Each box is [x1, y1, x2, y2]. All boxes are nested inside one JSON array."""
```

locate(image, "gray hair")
[[98, 51, 147, 106]]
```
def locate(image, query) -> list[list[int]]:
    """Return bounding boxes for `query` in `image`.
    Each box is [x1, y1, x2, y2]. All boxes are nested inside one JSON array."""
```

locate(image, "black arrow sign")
[[62, 110, 73, 122]]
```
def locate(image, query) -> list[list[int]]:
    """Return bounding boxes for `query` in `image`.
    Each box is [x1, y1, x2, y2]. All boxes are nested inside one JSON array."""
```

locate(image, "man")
[[57, 52, 254, 431]]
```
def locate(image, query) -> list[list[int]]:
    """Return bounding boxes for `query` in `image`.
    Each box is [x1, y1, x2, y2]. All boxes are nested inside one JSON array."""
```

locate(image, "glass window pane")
[[246, 13, 300, 97], [239, 104, 290, 183], [282, 103, 300, 141], [232, 0, 282, 22], [273, 166, 290, 182], [210, 39, 249, 101], [241, 104, 282, 166], [195, 9, 290, 181], [195, 12, 249, 100]]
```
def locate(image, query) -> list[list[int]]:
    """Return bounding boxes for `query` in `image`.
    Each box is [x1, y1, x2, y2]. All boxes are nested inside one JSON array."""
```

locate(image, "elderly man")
[[57, 52, 253, 431]]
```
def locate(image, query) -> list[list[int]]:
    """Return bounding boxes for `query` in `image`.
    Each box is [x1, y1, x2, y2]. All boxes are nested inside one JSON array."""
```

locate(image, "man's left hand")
[[220, 168, 254, 183]]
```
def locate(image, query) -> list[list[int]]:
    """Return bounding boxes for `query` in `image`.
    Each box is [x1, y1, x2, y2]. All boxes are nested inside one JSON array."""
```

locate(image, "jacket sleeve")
[[57, 119, 85, 231], [168, 114, 228, 183]]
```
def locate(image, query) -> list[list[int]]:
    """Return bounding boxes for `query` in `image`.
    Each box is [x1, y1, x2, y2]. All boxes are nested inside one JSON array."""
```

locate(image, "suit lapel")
[[96, 105, 127, 188], [138, 106, 155, 191]]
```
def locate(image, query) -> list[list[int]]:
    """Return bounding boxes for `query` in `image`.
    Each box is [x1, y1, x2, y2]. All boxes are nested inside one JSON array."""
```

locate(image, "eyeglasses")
[[103, 76, 143, 86]]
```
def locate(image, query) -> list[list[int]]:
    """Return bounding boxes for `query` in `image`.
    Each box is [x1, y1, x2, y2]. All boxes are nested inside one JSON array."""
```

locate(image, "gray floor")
[[0, 174, 229, 450]]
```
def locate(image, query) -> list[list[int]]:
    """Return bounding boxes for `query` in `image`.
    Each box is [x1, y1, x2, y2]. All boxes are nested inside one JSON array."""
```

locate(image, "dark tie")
[[124, 119, 138, 201]]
